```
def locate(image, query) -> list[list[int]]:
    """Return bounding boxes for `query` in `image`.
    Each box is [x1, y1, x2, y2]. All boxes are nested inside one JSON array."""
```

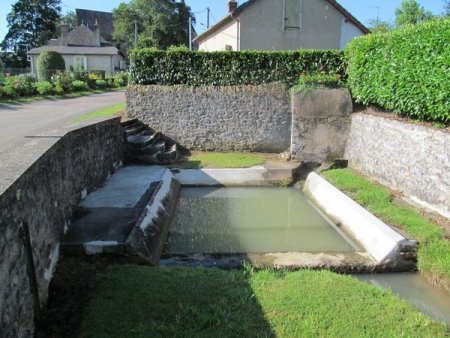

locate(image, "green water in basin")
[[164, 187, 359, 254]]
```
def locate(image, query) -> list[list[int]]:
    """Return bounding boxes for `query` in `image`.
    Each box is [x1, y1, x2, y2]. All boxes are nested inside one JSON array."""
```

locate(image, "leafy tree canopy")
[[1, 0, 61, 68], [57, 11, 78, 33], [445, 0, 450, 16], [395, 0, 434, 27], [113, 0, 194, 52], [366, 18, 394, 34]]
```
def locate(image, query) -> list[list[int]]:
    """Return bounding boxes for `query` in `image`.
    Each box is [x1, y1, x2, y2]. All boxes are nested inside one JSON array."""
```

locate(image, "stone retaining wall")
[[0, 118, 123, 337], [345, 112, 450, 219], [126, 84, 292, 153]]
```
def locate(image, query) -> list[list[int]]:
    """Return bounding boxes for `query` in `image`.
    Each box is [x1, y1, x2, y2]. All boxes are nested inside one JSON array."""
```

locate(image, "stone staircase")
[[122, 119, 178, 165]]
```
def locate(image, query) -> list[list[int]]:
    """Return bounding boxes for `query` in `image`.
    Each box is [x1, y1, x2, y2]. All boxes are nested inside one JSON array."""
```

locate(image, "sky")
[[0, 0, 447, 42]]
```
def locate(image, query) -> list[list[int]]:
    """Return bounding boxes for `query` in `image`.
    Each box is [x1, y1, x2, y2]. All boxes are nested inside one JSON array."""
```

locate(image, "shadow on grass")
[[79, 265, 275, 338]]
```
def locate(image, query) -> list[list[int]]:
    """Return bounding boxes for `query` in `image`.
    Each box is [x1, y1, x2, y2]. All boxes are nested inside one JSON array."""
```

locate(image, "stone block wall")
[[0, 118, 123, 337], [345, 112, 450, 219], [290, 89, 352, 162], [126, 84, 292, 153]]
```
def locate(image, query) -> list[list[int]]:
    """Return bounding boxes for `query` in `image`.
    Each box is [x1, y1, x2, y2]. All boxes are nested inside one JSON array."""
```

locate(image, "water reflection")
[[164, 187, 357, 254]]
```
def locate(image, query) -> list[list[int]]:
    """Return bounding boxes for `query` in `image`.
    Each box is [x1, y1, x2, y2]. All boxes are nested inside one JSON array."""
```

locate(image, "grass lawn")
[[70, 102, 126, 123], [174, 152, 266, 169], [322, 169, 450, 284], [79, 265, 448, 338]]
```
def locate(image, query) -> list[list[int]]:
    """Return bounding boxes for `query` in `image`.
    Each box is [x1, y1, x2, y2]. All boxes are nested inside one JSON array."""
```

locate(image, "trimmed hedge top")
[[346, 18, 450, 123], [129, 49, 346, 88]]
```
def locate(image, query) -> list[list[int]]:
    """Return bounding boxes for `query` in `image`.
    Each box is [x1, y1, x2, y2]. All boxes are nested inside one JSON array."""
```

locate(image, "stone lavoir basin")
[[163, 186, 359, 254]]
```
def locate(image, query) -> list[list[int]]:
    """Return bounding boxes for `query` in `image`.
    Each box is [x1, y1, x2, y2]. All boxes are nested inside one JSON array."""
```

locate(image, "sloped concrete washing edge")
[[303, 172, 417, 267]]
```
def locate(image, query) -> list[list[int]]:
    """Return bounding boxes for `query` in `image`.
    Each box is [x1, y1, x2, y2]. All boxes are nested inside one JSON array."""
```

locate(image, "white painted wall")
[[339, 18, 364, 49], [197, 18, 239, 51], [198, 0, 366, 51]]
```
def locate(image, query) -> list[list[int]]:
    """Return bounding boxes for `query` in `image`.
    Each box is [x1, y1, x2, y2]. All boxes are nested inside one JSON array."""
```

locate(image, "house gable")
[[194, 0, 369, 51]]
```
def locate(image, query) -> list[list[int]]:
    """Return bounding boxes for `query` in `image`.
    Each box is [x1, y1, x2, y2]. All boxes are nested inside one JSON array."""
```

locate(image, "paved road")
[[0, 90, 125, 152]]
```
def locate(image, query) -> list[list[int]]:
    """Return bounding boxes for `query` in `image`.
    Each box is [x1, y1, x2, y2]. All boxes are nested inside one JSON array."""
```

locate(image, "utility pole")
[[134, 20, 138, 49], [370, 6, 380, 26], [207, 7, 210, 28], [189, 16, 192, 51]]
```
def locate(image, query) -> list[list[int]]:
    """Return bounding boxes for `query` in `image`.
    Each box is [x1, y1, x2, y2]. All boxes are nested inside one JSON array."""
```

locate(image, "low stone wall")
[[0, 118, 123, 337], [126, 84, 292, 153], [345, 112, 450, 219], [290, 89, 352, 162]]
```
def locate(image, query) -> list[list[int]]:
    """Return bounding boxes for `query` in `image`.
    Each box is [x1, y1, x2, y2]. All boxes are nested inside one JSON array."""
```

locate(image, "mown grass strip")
[[322, 169, 450, 280], [176, 152, 266, 169], [70, 103, 126, 123], [79, 265, 448, 338]]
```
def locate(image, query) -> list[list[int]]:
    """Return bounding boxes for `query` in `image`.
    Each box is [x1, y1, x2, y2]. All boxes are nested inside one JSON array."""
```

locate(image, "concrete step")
[[121, 118, 140, 128], [127, 132, 161, 149], [123, 125, 147, 138]]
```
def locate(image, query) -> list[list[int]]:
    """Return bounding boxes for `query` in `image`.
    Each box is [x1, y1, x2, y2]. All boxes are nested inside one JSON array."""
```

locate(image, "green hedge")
[[129, 50, 346, 88], [37, 51, 65, 82], [346, 18, 450, 122]]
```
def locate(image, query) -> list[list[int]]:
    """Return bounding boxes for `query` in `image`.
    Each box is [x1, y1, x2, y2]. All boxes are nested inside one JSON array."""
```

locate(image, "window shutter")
[[284, 0, 302, 30]]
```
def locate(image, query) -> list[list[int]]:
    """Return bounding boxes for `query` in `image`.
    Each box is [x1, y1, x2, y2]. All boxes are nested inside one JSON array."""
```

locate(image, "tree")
[[445, 0, 450, 16], [1, 0, 61, 68], [395, 0, 434, 27], [113, 0, 194, 52], [366, 18, 394, 33], [57, 11, 78, 33]]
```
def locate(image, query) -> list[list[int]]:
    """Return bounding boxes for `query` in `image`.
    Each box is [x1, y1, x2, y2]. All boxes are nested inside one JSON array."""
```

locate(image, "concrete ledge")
[[171, 166, 295, 186], [302, 172, 417, 263], [126, 170, 181, 264]]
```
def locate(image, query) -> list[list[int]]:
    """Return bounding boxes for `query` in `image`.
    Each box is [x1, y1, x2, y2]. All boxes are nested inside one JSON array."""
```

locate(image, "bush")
[[129, 49, 346, 88], [51, 71, 73, 93], [2, 74, 36, 97], [95, 79, 107, 88], [35, 81, 53, 95], [346, 18, 450, 123], [114, 71, 128, 86], [294, 72, 346, 93], [37, 50, 65, 82], [71, 80, 89, 91], [90, 70, 106, 79]]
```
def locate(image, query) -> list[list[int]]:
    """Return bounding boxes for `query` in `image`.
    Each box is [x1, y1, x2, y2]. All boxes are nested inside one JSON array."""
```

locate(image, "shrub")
[[35, 81, 53, 95], [37, 50, 65, 82], [114, 71, 128, 86], [294, 72, 346, 93], [346, 18, 450, 123], [51, 71, 73, 93], [71, 80, 89, 91], [95, 79, 107, 88], [2, 74, 36, 97], [90, 70, 106, 79], [129, 49, 346, 88]]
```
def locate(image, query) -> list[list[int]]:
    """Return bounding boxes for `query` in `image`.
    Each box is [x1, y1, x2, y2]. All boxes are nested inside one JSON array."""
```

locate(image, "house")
[[28, 19, 126, 76], [193, 0, 370, 51]]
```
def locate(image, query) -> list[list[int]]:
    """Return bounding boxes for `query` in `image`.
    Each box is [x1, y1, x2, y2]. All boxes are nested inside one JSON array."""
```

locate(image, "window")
[[73, 56, 87, 71], [283, 0, 303, 30]]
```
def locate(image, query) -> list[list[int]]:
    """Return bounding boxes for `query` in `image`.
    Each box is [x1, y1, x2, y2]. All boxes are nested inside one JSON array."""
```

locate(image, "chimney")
[[228, 0, 238, 13], [60, 22, 68, 46], [93, 18, 100, 47]]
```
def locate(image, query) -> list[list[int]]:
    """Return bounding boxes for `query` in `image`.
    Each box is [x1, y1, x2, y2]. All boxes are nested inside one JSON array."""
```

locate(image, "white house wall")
[[30, 54, 123, 76], [240, 0, 344, 50], [197, 19, 239, 51], [339, 18, 364, 49]]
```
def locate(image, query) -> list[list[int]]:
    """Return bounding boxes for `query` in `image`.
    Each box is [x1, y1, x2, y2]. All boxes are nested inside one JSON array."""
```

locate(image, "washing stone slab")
[[171, 162, 299, 186], [302, 172, 417, 265]]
